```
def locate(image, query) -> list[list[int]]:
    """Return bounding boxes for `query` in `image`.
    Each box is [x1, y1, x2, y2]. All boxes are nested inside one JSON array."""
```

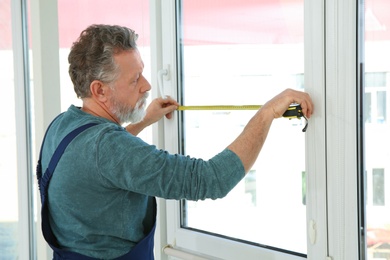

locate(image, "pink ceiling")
[[181, 0, 304, 45], [0, 0, 389, 50], [0, 0, 12, 49], [57, 0, 150, 48]]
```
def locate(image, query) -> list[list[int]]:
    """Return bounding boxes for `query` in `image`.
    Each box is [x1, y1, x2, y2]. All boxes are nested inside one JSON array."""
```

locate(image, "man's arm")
[[227, 88, 313, 173]]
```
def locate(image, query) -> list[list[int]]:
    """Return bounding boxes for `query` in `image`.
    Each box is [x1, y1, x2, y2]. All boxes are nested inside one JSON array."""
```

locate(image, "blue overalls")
[[37, 122, 156, 260]]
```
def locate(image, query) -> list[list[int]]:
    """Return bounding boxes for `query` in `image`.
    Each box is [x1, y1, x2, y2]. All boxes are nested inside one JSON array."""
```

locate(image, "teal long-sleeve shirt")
[[40, 105, 245, 259]]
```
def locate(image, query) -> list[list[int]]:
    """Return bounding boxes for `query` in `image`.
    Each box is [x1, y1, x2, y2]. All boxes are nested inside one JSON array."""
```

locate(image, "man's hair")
[[68, 24, 138, 98]]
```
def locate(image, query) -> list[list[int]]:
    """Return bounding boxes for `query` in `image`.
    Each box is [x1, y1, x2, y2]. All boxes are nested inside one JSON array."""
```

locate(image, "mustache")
[[136, 92, 149, 108]]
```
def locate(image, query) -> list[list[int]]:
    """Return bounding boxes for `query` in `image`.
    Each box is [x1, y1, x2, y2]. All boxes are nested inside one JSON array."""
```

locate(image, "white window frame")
[[152, 0, 328, 260], [31, 0, 62, 259], [155, 0, 363, 259], [11, 0, 35, 259], [324, 0, 361, 259]]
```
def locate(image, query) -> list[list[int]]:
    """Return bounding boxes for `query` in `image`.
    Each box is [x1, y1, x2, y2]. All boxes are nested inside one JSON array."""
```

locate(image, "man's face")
[[108, 49, 151, 124]]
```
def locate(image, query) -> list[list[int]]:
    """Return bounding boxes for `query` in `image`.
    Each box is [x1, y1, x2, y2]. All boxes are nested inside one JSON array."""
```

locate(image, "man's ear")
[[90, 80, 109, 102]]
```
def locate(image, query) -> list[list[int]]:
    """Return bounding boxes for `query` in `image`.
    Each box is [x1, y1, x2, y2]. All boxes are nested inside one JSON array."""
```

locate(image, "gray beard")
[[111, 93, 148, 124]]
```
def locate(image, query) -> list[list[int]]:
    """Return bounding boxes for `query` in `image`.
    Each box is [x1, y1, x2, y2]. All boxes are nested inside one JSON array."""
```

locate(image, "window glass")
[[178, 0, 306, 255], [58, 0, 152, 141], [372, 169, 385, 206], [0, 0, 19, 257], [364, 0, 390, 258]]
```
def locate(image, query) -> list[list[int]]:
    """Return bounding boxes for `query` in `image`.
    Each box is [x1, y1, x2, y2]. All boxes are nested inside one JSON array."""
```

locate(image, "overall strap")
[[46, 123, 98, 186], [37, 122, 98, 250], [38, 123, 98, 204], [36, 113, 64, 189]]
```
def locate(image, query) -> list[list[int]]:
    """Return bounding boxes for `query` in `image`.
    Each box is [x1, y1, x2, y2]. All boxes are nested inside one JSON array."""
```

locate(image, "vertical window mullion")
[[30, 0, 61, 258], [11, 0, 34, 258], [304, 0, 328, 258], [325, 0, 360, 259]]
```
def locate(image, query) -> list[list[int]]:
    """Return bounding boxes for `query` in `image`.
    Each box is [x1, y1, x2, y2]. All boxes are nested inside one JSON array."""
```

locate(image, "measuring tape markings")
[[177, 104, 308, 131], [178, 105, 303, 118], [177, 105, 261, 111]]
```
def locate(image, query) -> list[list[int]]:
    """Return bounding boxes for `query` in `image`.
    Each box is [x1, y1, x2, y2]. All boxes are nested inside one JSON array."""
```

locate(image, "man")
[[38, 24, 313, 259]]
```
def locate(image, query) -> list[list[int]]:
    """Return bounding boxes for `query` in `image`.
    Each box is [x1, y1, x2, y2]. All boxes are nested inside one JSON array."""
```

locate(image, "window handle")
[[157, 68, 169, 99]]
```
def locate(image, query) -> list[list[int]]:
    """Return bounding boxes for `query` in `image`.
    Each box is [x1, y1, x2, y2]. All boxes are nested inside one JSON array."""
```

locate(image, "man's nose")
[[141, 76, 152, 92]]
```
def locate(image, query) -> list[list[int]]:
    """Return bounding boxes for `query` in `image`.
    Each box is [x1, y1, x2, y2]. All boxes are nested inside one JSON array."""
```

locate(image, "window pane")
[[0, 0, 19, 258], [178, 0, 306, 255], [364, 0, 390, 258], [377, 91, 386, 123], [57, 0, 152, 141], [366, 72, 387, 88], [365, 92, 372, 123], [373, 169, 385, 206]]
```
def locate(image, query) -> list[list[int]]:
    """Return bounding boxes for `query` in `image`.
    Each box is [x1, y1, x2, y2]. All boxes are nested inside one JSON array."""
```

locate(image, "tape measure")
[[177, 105, 261, 111], [178, 104, 303, 119], [177, 104, 308, 132]]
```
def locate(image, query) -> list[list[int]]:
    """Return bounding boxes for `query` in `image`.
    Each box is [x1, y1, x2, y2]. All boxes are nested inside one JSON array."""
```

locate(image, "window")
[[365, 72, 387, 123], [25, 0, 390, 259], [372, 169, 385, 206], [0, 0, 33, 258], [364, 0, 390, 258], [177, 0, 306, 256], [377, 91, 387, 123], [302, 171, 306, 205], [0, 1, 19, 257], [366, 72, 387, 88]]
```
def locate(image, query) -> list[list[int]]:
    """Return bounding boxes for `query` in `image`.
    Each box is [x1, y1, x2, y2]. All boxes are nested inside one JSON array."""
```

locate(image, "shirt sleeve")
[[96, 127, 245, 201]]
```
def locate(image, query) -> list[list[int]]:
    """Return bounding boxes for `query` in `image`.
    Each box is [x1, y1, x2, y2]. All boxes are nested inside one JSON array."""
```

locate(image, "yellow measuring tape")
[[177, 105, 261, 111], [177, 104, 308, 132], [177, 105, 300, 118]]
